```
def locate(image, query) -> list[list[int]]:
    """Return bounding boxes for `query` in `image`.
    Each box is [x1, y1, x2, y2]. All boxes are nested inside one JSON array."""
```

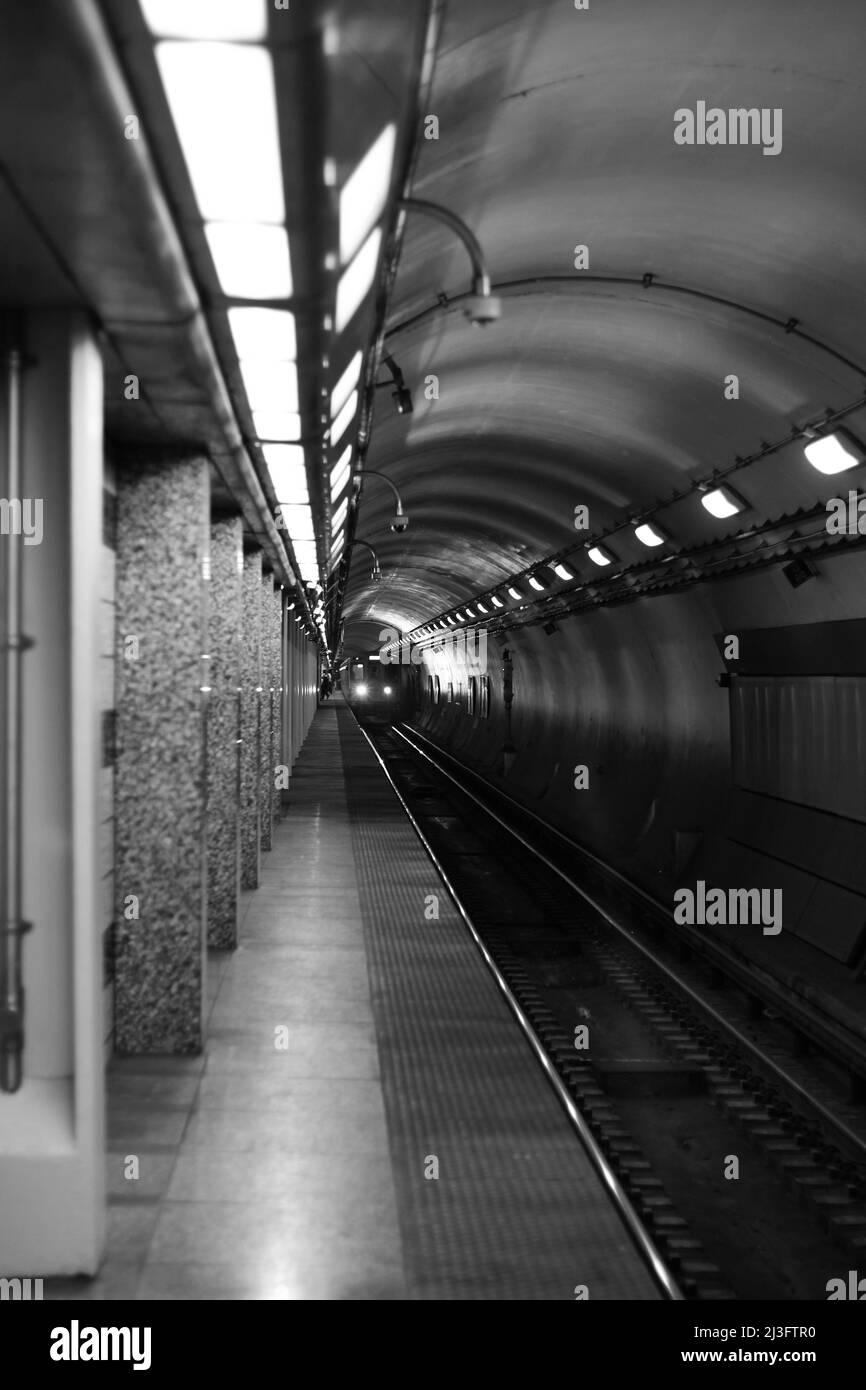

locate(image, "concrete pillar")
[[114, 453, 209, 1054], [207, 517, 243, 948], [0, 311, 105, 1274], [241, 550, 262, 889]]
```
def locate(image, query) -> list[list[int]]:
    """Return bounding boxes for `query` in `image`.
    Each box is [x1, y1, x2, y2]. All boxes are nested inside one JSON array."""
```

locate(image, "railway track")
[[354, 711, 866, 1302]]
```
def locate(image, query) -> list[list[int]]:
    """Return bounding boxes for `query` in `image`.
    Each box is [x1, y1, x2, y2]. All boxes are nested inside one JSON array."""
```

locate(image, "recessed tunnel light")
[[634, 522, 666, 547], [491, 595, 504, 608], [477, 603, 488, 614], [587, 545, 615, 567], [507, 587, 523, 601], [553, 562, 574, 581], [701, 485, 746, 519], [155, 43, 283, 224], [804, 429, 865, 475], [528, 575, 545, 591]]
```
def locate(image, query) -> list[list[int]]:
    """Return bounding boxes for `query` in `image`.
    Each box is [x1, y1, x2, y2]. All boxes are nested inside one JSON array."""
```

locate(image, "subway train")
[[343, 658, 403, 720]]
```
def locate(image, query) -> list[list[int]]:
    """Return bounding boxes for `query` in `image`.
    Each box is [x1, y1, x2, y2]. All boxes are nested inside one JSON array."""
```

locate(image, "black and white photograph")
[[1, 0, 865, 1357]]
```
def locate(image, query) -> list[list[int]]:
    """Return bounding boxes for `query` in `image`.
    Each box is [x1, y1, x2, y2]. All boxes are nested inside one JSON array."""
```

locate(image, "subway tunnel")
[[1, 0, 866, 1325]]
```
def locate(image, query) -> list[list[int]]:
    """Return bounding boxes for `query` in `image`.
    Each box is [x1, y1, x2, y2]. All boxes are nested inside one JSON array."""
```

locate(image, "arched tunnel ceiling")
[[342, 0, 866, 655]]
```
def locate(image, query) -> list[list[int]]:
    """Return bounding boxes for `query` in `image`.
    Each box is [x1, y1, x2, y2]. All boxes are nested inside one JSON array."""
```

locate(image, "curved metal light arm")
[[356, 469, 404, 516], [351, 537, 382, 580], [399, 197, 491, 297]]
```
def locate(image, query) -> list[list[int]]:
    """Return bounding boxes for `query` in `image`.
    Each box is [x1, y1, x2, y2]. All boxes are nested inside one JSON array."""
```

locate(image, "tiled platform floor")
[[46, 705, 660, 1300]]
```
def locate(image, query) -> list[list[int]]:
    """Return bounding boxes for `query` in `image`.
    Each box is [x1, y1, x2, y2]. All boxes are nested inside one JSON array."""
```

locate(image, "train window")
[[432, 675, 440, 704], [480, 675, 491, 717], [426, 675, 433, 703], [446, 682, 454, 703], [467, 676, 478, 715]]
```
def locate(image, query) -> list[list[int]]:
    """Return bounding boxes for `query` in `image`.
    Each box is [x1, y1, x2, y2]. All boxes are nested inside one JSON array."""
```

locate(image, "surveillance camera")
[[389, 514, 409, 533], [463, 294, 502, 326]]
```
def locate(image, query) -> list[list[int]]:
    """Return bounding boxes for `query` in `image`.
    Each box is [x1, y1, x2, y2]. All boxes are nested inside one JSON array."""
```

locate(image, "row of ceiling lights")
[[140, 0, 399, 602], [413, 427, 866, 636]]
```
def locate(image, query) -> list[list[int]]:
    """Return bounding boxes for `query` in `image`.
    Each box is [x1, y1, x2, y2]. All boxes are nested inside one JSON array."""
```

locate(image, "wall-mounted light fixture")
[[351, 537, 382, 583], [700, 484, 747, 519], [355, 468, 409, 533], [586, 543, 616, 567], [634, 520, 667, 548], [399, 197, 501, 326], [803, 428, 866, 475]]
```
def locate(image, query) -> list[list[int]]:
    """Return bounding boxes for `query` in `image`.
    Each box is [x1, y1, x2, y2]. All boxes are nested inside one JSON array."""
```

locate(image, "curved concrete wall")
[[412, 548, 866, 910]]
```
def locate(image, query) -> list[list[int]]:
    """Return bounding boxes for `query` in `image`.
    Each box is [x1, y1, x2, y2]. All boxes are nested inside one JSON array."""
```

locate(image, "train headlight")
[[356, 683, 368, 697], [383, 685, 392, 695]]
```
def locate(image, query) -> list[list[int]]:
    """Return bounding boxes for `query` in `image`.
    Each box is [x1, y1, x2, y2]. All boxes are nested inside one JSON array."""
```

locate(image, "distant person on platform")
[[320, 673, 332, 700]]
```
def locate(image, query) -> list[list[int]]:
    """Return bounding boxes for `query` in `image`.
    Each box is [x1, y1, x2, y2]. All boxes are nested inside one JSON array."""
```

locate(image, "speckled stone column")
[[114, 454, 209, 1054], [270, 587, 283, 826], [207, 518, 243, 948], [260, 572, 274, 853], [241, 550, 262, 889]]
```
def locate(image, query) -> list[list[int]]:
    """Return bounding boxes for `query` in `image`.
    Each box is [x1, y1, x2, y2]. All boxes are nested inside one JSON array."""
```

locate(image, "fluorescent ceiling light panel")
[[281, 505, 315, 541], [587, 545, 614, 566], [507, 587, 523, 601], [262, 444, 308, 506], [332, 497, 348, 532], [634, 522, 665, 547], [330, 351, 363, 418], [331, 390, 358, 449], [155, 43, 283, 223], [339, 124, 396, 265], [253, 410, 301, 442], [330, 529, 344, 556], [229, 307, 296, 360], [477, 603, 488, 614], [528, 576, 545, 591], [465, 607, 475, 618], [205, 223, 292, 299], [491, 595, 504, 608], [330, 446, 352, 501], [240, 359, 299, 413], [335, 228, 382, 333], [141, 0, 267, 40], [804, 431, 865, 475], [553, 563, 574, 581], [701, 486, 744, 519]]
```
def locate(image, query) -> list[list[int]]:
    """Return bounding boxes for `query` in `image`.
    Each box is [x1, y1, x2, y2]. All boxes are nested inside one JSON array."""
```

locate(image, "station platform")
[[47, 703, 660, 1301]]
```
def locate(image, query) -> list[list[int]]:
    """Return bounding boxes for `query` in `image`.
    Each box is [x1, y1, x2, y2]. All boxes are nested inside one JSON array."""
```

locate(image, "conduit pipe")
[[0, 345, 32, 1093]]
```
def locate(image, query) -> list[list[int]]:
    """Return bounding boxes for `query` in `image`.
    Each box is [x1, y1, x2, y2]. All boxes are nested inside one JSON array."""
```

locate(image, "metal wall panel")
[[731, 676, 866, 824]]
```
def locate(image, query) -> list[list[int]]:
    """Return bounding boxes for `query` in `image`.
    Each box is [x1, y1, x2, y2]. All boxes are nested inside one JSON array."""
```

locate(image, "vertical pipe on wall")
[[0, 344, 30, 1092]]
